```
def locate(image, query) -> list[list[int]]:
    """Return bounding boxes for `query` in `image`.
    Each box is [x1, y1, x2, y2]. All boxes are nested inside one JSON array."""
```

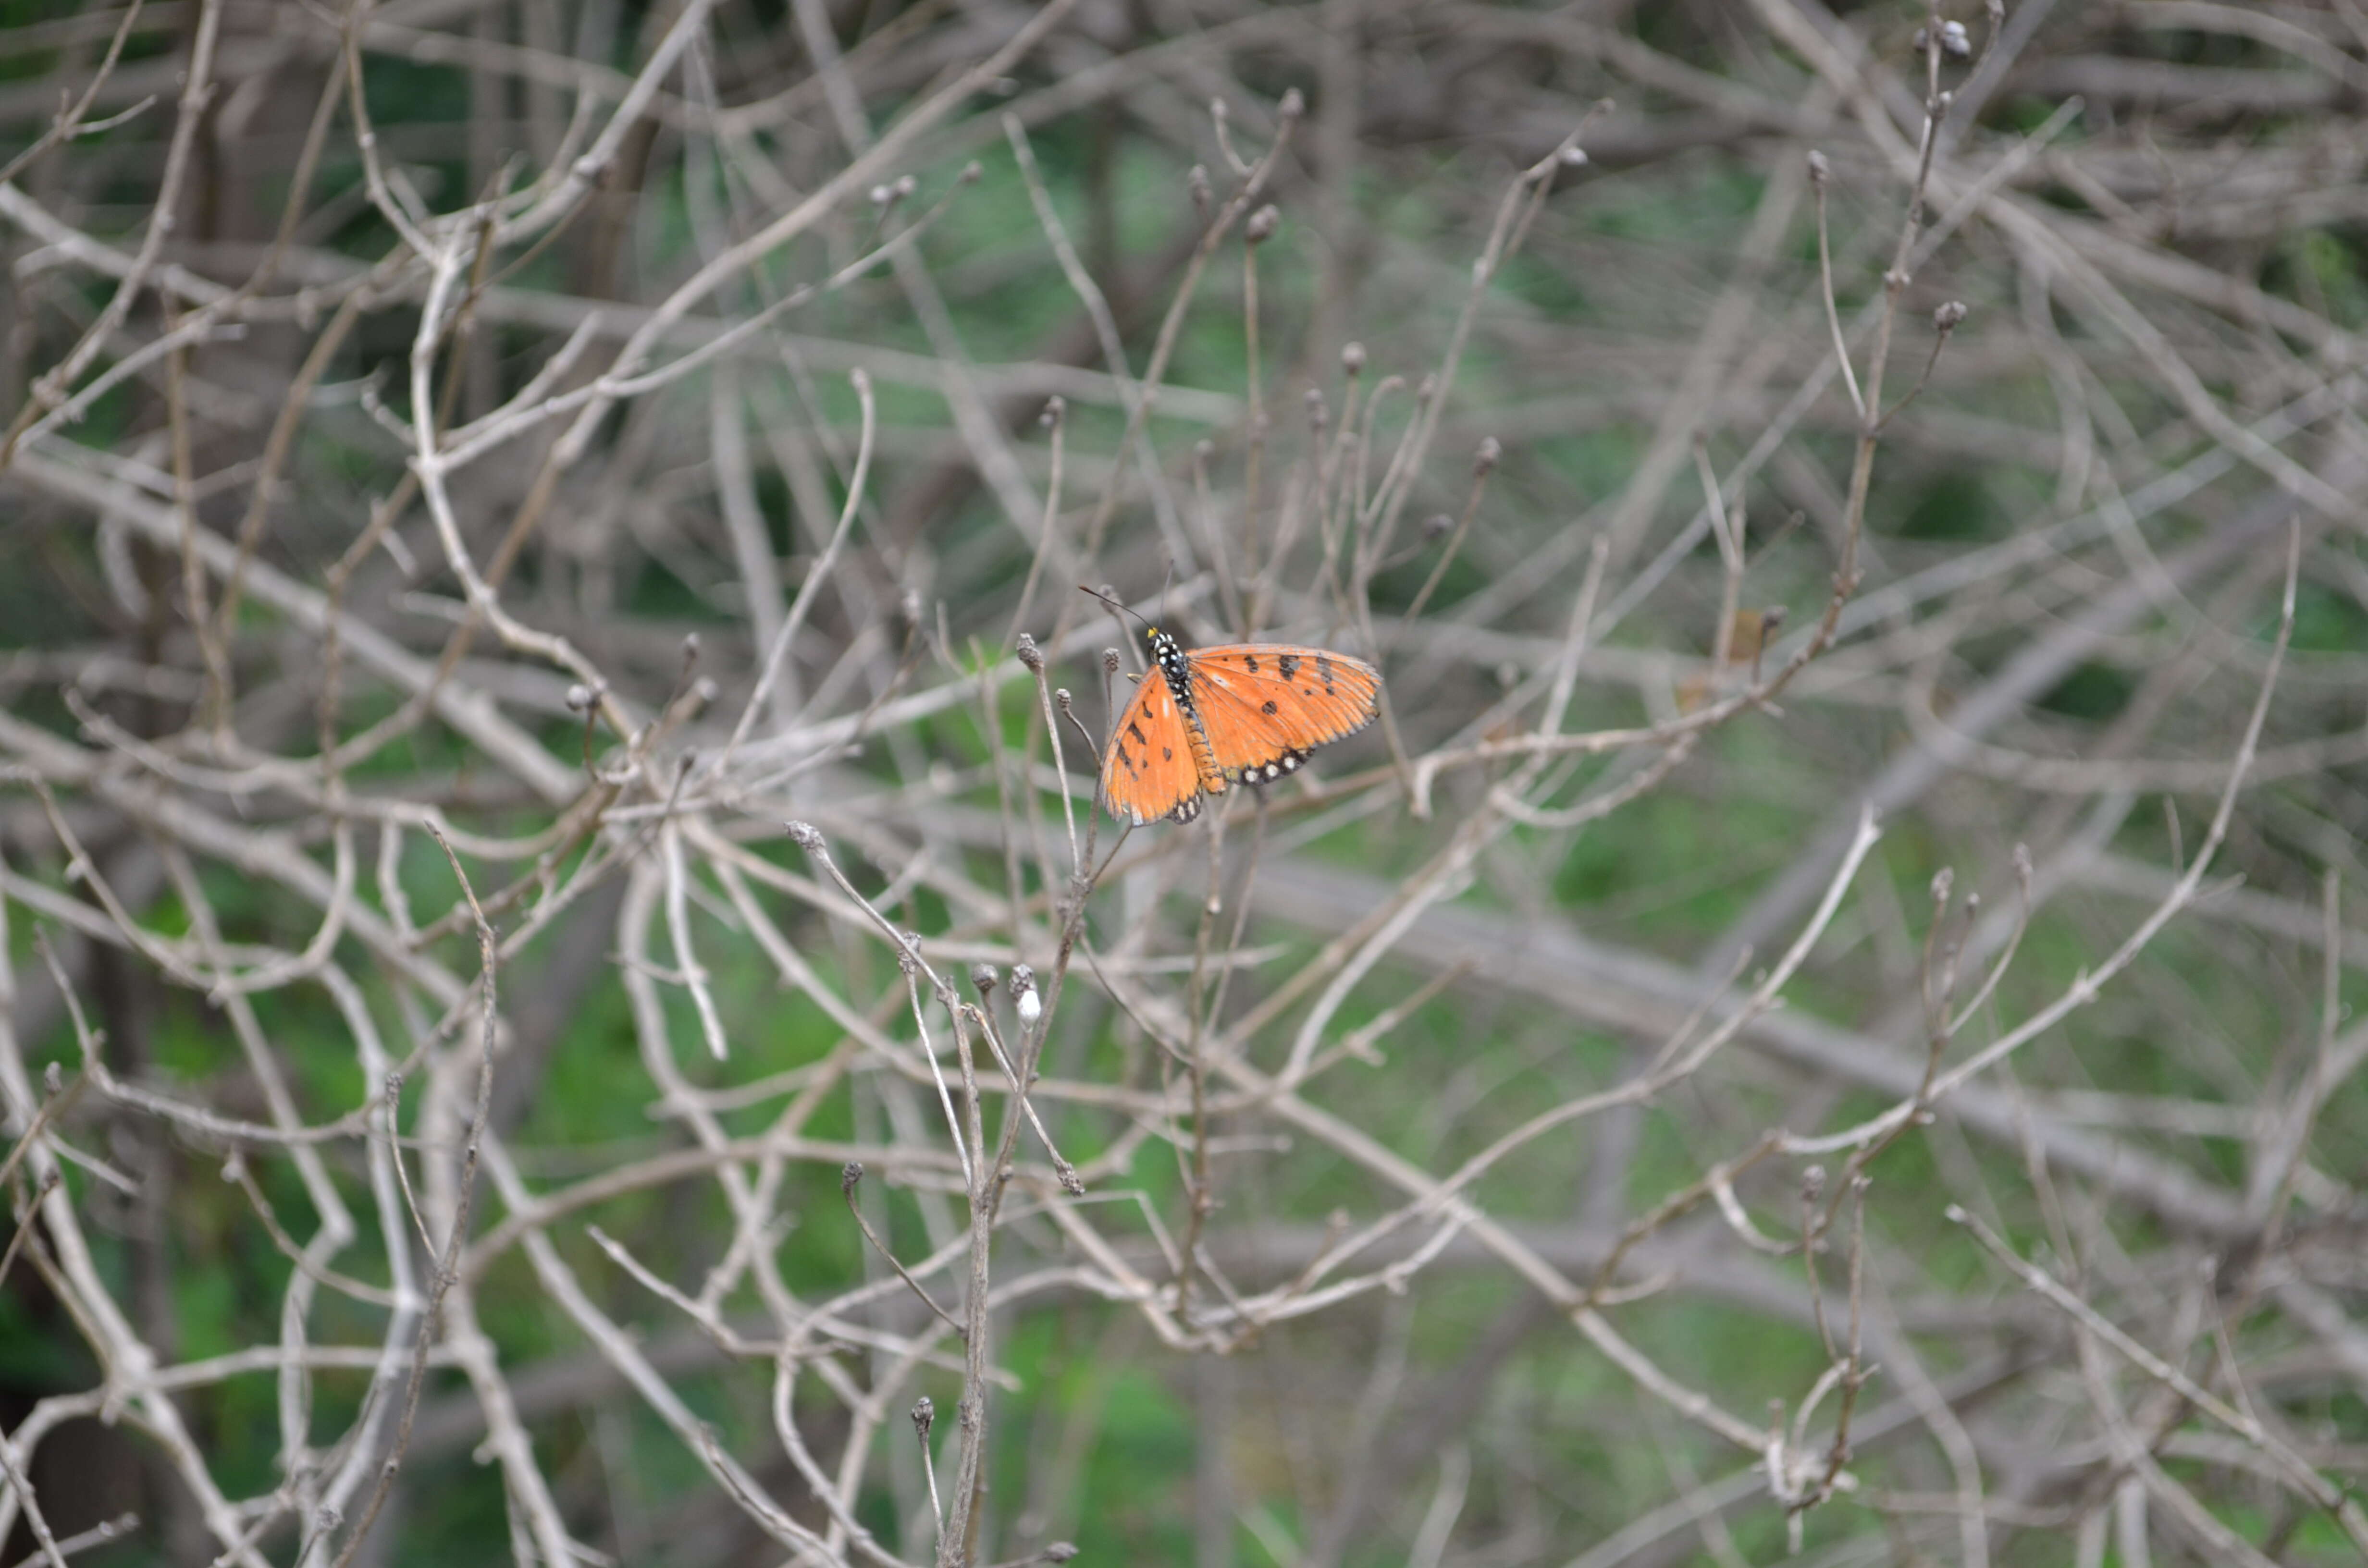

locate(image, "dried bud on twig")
[[1915, 19, 1972, 58], [1016, 633, 1043, 673], [1011, 964, 1040, 1025], [911, 1397, 934, 1442], [564, 684, 595, 712], [1280, 87, 1305, 120], [971, 963, 998, 997], [783, 821, 824, 852], [1102, 649, 1122, 677], [1341, 341, 1366, 376], [1473, 436, 1502, 476], [1933, 299, 1968, 333], [1305, 389, 1328, 431], [1245, 203, 1280, 244], [1806, 149, 1831, 188], [841, 1161, 863, 1196], [1039, 395, 1064, 430], [1187, 163, 1211, 218], [1423, 513, 1455, 542]]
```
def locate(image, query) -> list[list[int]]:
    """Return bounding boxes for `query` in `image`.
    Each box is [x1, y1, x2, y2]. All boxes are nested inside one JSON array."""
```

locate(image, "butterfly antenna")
[[1079, 583, 1154, 633]]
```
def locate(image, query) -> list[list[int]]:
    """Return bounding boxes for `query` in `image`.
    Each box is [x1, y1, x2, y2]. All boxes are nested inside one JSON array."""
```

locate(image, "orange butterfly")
[[1098, 617, 1381, 826]]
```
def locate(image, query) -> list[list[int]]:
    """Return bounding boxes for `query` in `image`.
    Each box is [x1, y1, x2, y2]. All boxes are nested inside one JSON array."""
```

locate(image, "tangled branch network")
[[2, 2, 2367, 1565]]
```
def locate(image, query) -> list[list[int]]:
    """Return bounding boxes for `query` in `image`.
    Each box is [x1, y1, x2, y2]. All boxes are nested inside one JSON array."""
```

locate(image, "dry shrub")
[[1, 2, 2366, 1565]]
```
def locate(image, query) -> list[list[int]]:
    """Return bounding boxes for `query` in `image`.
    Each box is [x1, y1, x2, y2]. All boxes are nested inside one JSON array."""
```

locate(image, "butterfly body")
[[1102, 628, 1381, 826]]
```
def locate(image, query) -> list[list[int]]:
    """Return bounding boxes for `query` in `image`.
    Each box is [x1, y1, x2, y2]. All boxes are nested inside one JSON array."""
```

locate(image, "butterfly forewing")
[[1185, 645, 1380, 777], [1100, 673, 1206, 824]]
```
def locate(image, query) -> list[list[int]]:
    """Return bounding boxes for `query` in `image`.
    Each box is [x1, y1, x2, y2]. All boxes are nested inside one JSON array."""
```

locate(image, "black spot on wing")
[[1277, 653, 1300, 681], [1127, 721, 1147, 746], [1316, 654, 1336, 693], [1244, 653, 1259, 671], [1261, 699, 1278, 715]]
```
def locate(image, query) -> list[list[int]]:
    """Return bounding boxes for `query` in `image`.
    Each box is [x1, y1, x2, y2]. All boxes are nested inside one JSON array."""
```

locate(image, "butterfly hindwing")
[[1184, 645, 1380, 780], [1099, 673, 1206, 824]]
